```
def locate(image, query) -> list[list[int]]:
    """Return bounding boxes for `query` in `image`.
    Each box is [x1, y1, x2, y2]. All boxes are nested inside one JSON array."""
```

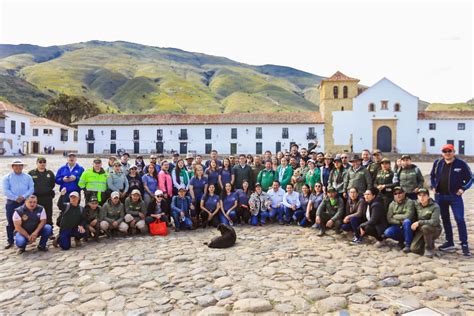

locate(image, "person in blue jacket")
[[55, 153, 84, 202], [430, 144, 473, 256], [170, 188, 193, 232]]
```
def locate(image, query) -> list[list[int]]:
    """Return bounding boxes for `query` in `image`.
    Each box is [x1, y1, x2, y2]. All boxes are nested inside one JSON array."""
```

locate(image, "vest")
[[15, 205, 43, 234]]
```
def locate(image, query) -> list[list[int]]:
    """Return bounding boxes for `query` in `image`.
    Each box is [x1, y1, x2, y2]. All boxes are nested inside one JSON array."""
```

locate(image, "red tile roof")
[[74, 112, 324, 126], [30, 117, 74, 129], [418, 111, 474, 120], [323, 71, 359, 82], [0, 101, 36, 117]]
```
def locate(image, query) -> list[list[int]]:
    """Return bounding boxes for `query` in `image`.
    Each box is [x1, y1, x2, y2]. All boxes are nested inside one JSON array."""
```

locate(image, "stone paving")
[[0, 156, 473, 315]]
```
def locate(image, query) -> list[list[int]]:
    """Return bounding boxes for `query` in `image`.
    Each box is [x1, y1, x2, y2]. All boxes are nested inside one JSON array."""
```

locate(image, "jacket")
[[415, 198, 441, 228], [328, 167, 347, 193], [276, 165, 293, 190], [100, 200, 125, 224], [55, 163, 84, 194], [257, 169, 276, 191], [398, 164, 424, 194], [374, 169, 397, 195], [344, 166, 373, 193], [345, 197, 366, 219], [78, 168, 108, 202], [124, 197, 147, 218], [158, 170, 173, 196], [359, 197, 387, 235], [430, 157, 473, 195], [249, 191, 270, 216], [107, 170, 129, 193], [387, 198, 415, 226], [316, 197, 344, 222]]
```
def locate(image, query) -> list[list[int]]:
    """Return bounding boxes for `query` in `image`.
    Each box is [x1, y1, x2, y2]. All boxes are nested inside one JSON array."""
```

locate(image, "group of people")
[[3, 143, 472, 258]]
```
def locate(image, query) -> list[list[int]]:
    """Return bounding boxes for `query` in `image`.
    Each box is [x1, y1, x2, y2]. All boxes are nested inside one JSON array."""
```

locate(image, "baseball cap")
[[131, 189, 141, 195], [154, 189, 164, 196], [417, 188, 429, 195], [89, 196, 99, 203], [67, 152, 77, 157], [373, 149, 382, 155], [129, 164, 137, 169], [327, 187, 336, 193], [93, 157, 102, 164], [255, 182, 262, 188], [393, 186, 404, 193], [381, 158, 391, 164], [401, 154, 411, 160], [36, 156, 46, 163], [441, 144, 455, 152], [69, 191, 80, 198], [110, 191, 120, 199]]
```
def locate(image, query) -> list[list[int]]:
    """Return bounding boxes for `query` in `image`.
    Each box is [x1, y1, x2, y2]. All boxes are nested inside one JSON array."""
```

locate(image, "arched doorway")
[[377, 126, 392, 152]]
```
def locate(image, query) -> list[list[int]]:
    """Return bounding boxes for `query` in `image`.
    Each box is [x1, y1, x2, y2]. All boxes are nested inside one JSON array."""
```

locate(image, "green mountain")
[[0, 41, 325, 115]]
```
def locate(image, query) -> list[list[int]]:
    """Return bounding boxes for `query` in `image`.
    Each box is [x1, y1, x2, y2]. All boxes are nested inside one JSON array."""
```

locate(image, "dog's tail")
[[203, 242, 209, 245]]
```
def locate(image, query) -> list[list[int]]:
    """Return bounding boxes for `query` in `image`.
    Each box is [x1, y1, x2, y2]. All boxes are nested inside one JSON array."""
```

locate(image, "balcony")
[[85, 134, 95, 141], [157, 135, 163, 141], [178, 133, 188, 140], [306, 132, 317, 140]]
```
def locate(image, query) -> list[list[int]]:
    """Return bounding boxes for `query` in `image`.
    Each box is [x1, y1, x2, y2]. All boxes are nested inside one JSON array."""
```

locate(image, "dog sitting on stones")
[[204, 224, 236, 248]]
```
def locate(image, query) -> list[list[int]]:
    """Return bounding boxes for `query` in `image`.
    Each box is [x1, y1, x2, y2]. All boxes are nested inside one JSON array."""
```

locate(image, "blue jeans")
[[171, 210, 192, 230], [251, 211, 271, 225], [219, 210, 236, 225], [383, 219, 413, 247], [6, 200, 22, 244], [293, 209, 306, 224], [269, 206, 284, 221], [15, 224, 52, 249], [436, 194, 467, 245], [58, 227, 87, 250], [341, 217, 361, 238], [284, 207, 296, 223]]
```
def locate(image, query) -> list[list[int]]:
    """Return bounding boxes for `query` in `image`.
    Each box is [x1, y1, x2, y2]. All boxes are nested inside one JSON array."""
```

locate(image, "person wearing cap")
[[410, 188, 442, 258], [127, 165, 144, 197], [171, 188, 194, 232], [257, 160, 276, 192], [383, 186, 416, 252], [358, 188, 388, 247], [78, 158, 108, 205], [3, 159, 35, 249], [119, 153, 131, 176], [266, 180, 286, 224], [55, 153, 84, 203], [200, 184, 222, 228], [53, 188, 87, 250], [343, 154, 372, 198], [397, 155, 424, 200], [341, 187, 367, 243], [12, 195, 52, 253], [83, 196, 102, 242], [430, 143, 473, 256], [282, 183, 301, 224], [249, 183, 271, 226], [146, 190, 170, 227], [315, 187, 344, 236], [134, 155, 146, 176], [28, 157, 56, 231], [100, 191, 128, 236], [374, 157, 397, 210], [124, 189, 147, 234], [368, 149, 383, 181], [185, 153, 194, 173], [305, 159, 321, 190], [107, 161, 129, 201], [320, 153, 334, 190], [328, 157, 347, 197]]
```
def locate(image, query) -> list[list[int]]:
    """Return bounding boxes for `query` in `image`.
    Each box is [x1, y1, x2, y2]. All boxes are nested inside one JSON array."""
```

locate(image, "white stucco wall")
[[352, 78, 419, 153], [417, 119, 473, 155], [30, 125, 78, 153], [0, 111, 32, 155], [77, 124, 325, 155]]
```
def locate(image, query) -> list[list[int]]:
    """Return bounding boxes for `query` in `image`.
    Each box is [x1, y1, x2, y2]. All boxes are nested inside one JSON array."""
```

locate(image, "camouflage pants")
[[410, 225, 442, 255]]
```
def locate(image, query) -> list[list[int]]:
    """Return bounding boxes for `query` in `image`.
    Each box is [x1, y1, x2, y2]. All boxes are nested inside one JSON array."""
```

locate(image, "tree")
[[41, 94, 102, 126]]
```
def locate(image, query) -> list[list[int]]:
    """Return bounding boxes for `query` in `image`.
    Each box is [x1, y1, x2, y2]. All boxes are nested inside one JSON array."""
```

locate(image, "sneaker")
[[317, 229, 325, 237], [374, 240, 385, 248], [37, 246, 48, 252], [351, 237, 362, 244], [462, 244, 472, 257], [75, 238, 82, 247], [17, 248, 26, 254], [438, 242, 456, 253], [424, 249, 434, 258], [402, 246, 411, 253], [4, 243, 13, 250], [52, 236, 59, 248], [398, 240, 405, 249], [311, 224, 318, 229]]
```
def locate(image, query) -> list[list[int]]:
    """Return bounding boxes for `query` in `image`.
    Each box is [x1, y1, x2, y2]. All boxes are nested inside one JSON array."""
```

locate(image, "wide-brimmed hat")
[[10, 159, 25, 166], [349, 155, 362, 162]]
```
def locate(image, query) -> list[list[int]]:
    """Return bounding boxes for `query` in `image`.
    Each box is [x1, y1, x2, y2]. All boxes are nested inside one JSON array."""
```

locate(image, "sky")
[[0, 0, 472, 103]]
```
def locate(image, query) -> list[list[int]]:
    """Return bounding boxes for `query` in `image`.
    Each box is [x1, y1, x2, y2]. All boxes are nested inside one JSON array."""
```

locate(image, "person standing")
[[430, 144, 473, 256], [78, 158, 108, 205], [55, 153, 84, 203], [398, 155, 424, 200], [232, 154, 252, 190], [343, 155, 372, 198], [29, 157, 56, 232], [3, 159, 34, 249], [374, 158, 397, 210], [276, 157, 293, 191]]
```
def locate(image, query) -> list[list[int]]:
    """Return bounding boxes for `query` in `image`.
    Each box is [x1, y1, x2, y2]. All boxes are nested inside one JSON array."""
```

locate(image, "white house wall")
[[77, 124, 325, 155], [30, 125, 78, 153], [0, 111, 31, 155], [417, 120, 473, 155]]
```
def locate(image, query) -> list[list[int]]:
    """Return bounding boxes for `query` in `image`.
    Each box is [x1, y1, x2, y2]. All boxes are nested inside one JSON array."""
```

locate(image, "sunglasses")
[[38, 161, 46, 164], [156, 195, 164, 198], [341, 157, 348, 159], [442, 150, 453, 154]]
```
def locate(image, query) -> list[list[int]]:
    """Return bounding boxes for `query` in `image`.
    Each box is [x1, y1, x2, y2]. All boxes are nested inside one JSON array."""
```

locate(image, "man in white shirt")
[[266, 180, 285, 225]]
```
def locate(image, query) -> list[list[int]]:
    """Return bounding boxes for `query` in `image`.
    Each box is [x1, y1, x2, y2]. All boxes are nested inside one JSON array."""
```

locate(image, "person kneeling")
[[83, 196, 102, 242], [13, 195, 52, 254], [146, 190, 170, 229], [383, 186, 416, 252], [54, 190, 87, 250], [358, 188, 388, 247], [410, 188, 442, 258], [100, 191, 128, 237], [124, 189, 147, 234], [171, 188, 193, 232], [248, 183, 271, 225], [315, 187, 344, 236]]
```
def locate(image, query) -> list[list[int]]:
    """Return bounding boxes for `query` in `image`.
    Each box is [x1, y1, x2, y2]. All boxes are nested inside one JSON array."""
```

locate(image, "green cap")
[[327, 187, 336, 193], [417, 188, 429, 195]]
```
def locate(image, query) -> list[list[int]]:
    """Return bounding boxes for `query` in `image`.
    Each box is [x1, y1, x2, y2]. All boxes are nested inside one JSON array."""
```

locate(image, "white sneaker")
[[374, 240, 385, 248]]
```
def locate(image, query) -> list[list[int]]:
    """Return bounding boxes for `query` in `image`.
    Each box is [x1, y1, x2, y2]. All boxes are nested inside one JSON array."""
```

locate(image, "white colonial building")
[[0, 101, 35, 155], [30, 117, 78, 154], [73, 71, 474, 156], [73, 113, 324, 155]]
